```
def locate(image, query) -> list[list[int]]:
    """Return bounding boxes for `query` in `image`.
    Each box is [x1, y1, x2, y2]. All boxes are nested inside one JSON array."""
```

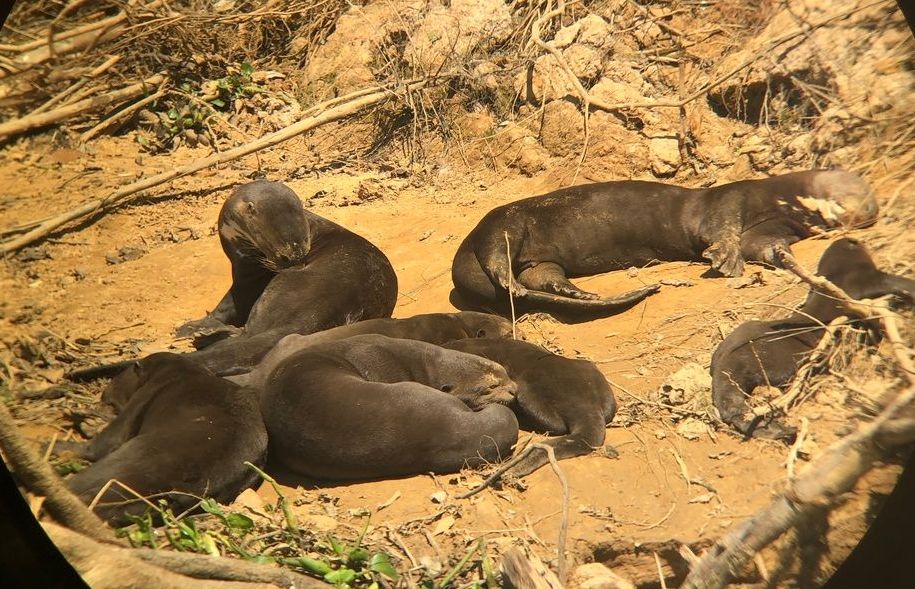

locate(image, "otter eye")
[[246, 202, 256, 212], [476, 329, 487, 338], [440, 384, 454, 393]]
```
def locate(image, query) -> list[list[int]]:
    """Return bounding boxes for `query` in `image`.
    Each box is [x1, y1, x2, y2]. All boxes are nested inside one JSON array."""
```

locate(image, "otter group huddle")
[[54, 170, 915, 526]]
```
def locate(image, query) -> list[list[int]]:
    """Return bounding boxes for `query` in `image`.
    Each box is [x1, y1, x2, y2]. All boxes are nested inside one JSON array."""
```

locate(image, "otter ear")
[[440, 384, 454, 393], [475, 329, 487, 338]]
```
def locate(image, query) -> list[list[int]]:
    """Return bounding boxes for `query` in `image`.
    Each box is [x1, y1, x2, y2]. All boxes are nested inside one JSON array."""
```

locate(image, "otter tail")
[[520, 284, 660, 312]]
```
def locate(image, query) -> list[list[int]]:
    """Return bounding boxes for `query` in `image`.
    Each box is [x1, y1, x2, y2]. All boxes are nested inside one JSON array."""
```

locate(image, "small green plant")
[[211, 62, 264, 110]]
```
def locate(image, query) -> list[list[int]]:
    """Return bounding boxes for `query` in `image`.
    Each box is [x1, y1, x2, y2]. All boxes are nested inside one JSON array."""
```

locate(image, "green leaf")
[[368, 552, 399, 581], [240, 62, 254, 76], [244, 554, 276, 565], [199, 532, 220, 556], [324, 568, 357, 585], [226, 513, 255, 531], [329, 536, 346, 556], [211, 98, 225, 108], [167, 107, 179, 120], [181, 82, 192, 92], [285, 557, 333, 576], [200, 498, 223, 516], [136, 136, 150, 146], [347, 547, 370, 566]]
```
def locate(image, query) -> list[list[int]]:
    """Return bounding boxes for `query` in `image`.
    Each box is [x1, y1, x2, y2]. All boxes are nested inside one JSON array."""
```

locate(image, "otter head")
[[432, 351, 518, 410], [456, 311, 515, 339], [101, 352, 185, 410], [799, 170, 878, 229], [220, 181, 312, 270]]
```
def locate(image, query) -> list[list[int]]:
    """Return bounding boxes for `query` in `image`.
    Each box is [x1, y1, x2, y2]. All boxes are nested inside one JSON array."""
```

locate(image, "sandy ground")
[[2, 132, 912, 586]]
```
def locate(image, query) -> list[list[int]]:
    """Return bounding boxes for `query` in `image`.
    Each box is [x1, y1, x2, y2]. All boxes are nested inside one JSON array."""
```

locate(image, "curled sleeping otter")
[[451, 170, 878, 316], [260, 334, 520, 480], [711, 238, 915, 441], [442, 337, 616, 479], [177, 180, 399, 374], [228, 311, 513, 386], [52, 353, 267, 526]]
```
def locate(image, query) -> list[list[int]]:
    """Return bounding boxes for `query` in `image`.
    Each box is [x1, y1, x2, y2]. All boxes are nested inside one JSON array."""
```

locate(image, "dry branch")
[[44, 522, 282, 589], [79, 80, 168, 142], [0, 401, 114, 544], [501, 548, 565, 589], [0, 73, 167, 142], [0, 76, 451, 255], [4, 0, 164, 73]]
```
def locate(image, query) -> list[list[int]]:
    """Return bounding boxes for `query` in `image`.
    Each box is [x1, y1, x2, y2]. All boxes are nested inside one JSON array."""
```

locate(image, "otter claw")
[[703, 242, 745, 277]]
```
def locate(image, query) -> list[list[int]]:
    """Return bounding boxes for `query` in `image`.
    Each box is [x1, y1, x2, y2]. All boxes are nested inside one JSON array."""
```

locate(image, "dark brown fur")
[[711, 238, 915, 441], [55, 353, 267, 526], [261, 335, 520, 480], [442, 337, 616, 478], [452, 170, 877, 317], [178, 180, 399, 374]]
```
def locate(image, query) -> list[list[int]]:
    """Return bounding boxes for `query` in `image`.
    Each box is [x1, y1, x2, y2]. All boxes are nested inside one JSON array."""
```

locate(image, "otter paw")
[[703, 242, 745, 277]]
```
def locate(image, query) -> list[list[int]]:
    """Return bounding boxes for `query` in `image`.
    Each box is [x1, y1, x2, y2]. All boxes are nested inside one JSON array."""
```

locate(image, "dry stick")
[[43, 522, 286, 589], [680, 383, 915, 589], [500, 547, 565, 589], [128, 546, 329, 589], [457, 436, 538, 499], [0, 402, 115, 544], [0, 1, 160, 54], [0, 73, 167, 142], [505, 231, 518, 340], [9, 0, 165, 71], [48, 0, 93, 61], [29, 79, 89, 116], [0, 76, 448, 254], [536, 442, 570, 584], [80, 81, 168, 142]]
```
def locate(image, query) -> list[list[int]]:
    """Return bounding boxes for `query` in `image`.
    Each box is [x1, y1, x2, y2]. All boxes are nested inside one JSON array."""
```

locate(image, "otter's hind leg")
[[517, 263, 599, 300]]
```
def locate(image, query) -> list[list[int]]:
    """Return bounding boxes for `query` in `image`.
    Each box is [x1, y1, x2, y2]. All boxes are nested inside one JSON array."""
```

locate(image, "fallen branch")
[[0, 73, 167, 142], [44, 522, 282, 589], [538, 443, 570, 583], [501, 547, 565, 589], [0, 401, 114, 544], [681, 383, 915, 589], [0, 75, 451, 255], [5, 0, 164, 74], [79, 80, 168, 142]]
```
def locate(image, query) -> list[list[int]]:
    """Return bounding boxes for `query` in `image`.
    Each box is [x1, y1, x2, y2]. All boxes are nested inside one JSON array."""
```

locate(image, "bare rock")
[[406, 0, 512, 71], [552, 21, 581, 49], [563, 44, 601, 80], [576, 15, 614, 51], [494, 122, 549, 176], [589, 77, 647, 106], [649, 136, 681, 176], [302, 1, 425, 96]]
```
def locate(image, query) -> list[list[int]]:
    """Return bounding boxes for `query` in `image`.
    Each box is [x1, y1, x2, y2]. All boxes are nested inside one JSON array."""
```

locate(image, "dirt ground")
[[1, 1, 914, 588], [2, 136, 912, 587]]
